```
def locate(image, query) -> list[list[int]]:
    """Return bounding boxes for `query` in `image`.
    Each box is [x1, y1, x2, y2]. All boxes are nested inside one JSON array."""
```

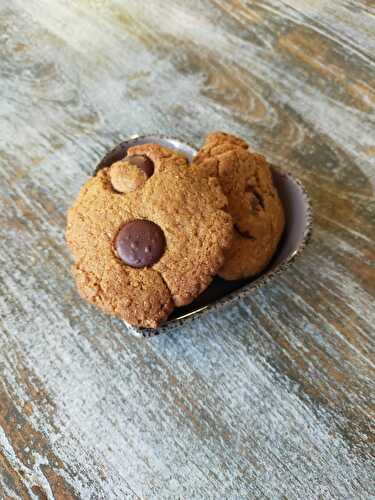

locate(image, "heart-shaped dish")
[[96, 135, 313, 337]]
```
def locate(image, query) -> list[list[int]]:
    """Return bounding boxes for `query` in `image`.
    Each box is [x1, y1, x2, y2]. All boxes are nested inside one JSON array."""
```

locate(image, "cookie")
[[193, 132, 285, 281], [66, 143, 233, 328]]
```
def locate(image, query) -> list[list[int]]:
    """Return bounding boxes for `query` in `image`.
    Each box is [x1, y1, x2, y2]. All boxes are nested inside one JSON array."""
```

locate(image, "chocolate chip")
[[126, 155, 154, 178], [245, 185, 264, 210], [235, 224, 256, 240], [95, 144, 155, 177], [115, 220, 166, 268]]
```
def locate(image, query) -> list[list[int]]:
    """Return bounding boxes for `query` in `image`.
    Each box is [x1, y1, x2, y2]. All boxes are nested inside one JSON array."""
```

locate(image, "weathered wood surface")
[[1, 0, 374, 497]]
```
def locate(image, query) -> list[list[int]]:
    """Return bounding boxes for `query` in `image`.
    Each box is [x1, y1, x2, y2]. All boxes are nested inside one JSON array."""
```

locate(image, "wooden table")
[[1, 1, 374, 498]]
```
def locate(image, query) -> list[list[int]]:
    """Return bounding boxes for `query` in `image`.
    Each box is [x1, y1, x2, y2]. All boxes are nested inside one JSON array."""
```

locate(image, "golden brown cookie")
[[66, 143, 233, 328], [193, 132, 285, 281]]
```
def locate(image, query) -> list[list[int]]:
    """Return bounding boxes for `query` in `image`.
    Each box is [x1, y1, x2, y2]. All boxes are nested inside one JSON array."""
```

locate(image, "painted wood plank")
[[0, 0, 374, 497]]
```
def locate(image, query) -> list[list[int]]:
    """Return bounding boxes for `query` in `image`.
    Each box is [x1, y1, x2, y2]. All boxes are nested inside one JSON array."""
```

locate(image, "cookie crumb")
[[109, 160, 147, 193]]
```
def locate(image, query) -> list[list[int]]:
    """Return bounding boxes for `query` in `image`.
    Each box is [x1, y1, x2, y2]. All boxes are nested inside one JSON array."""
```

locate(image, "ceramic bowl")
[[95, 135, 313, 338]]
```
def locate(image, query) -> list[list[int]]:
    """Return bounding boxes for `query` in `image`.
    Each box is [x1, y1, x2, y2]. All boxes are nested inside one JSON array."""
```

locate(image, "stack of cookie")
[[66, 132, 285, 328]]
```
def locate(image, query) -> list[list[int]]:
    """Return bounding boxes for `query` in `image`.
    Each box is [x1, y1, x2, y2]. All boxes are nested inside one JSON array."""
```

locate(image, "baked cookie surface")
[[66, 143, 233, 328], [194, 132, 285, 280]]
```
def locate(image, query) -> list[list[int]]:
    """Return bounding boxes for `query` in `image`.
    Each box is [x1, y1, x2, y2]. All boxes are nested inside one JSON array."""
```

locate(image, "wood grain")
[[0, 0, 374, 497]]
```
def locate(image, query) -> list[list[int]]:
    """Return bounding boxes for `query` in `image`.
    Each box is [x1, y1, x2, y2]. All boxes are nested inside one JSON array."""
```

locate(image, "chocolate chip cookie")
[[193, 132, 285, 280], [66, 143, 233, 328]]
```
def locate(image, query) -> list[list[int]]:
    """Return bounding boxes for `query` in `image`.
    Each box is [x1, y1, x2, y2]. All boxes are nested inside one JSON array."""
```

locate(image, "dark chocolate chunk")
[[95, 142, 155, 178], [115, 220, 166, 268], [126, 155, 154, 178], [245, 185, 264, 210]]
